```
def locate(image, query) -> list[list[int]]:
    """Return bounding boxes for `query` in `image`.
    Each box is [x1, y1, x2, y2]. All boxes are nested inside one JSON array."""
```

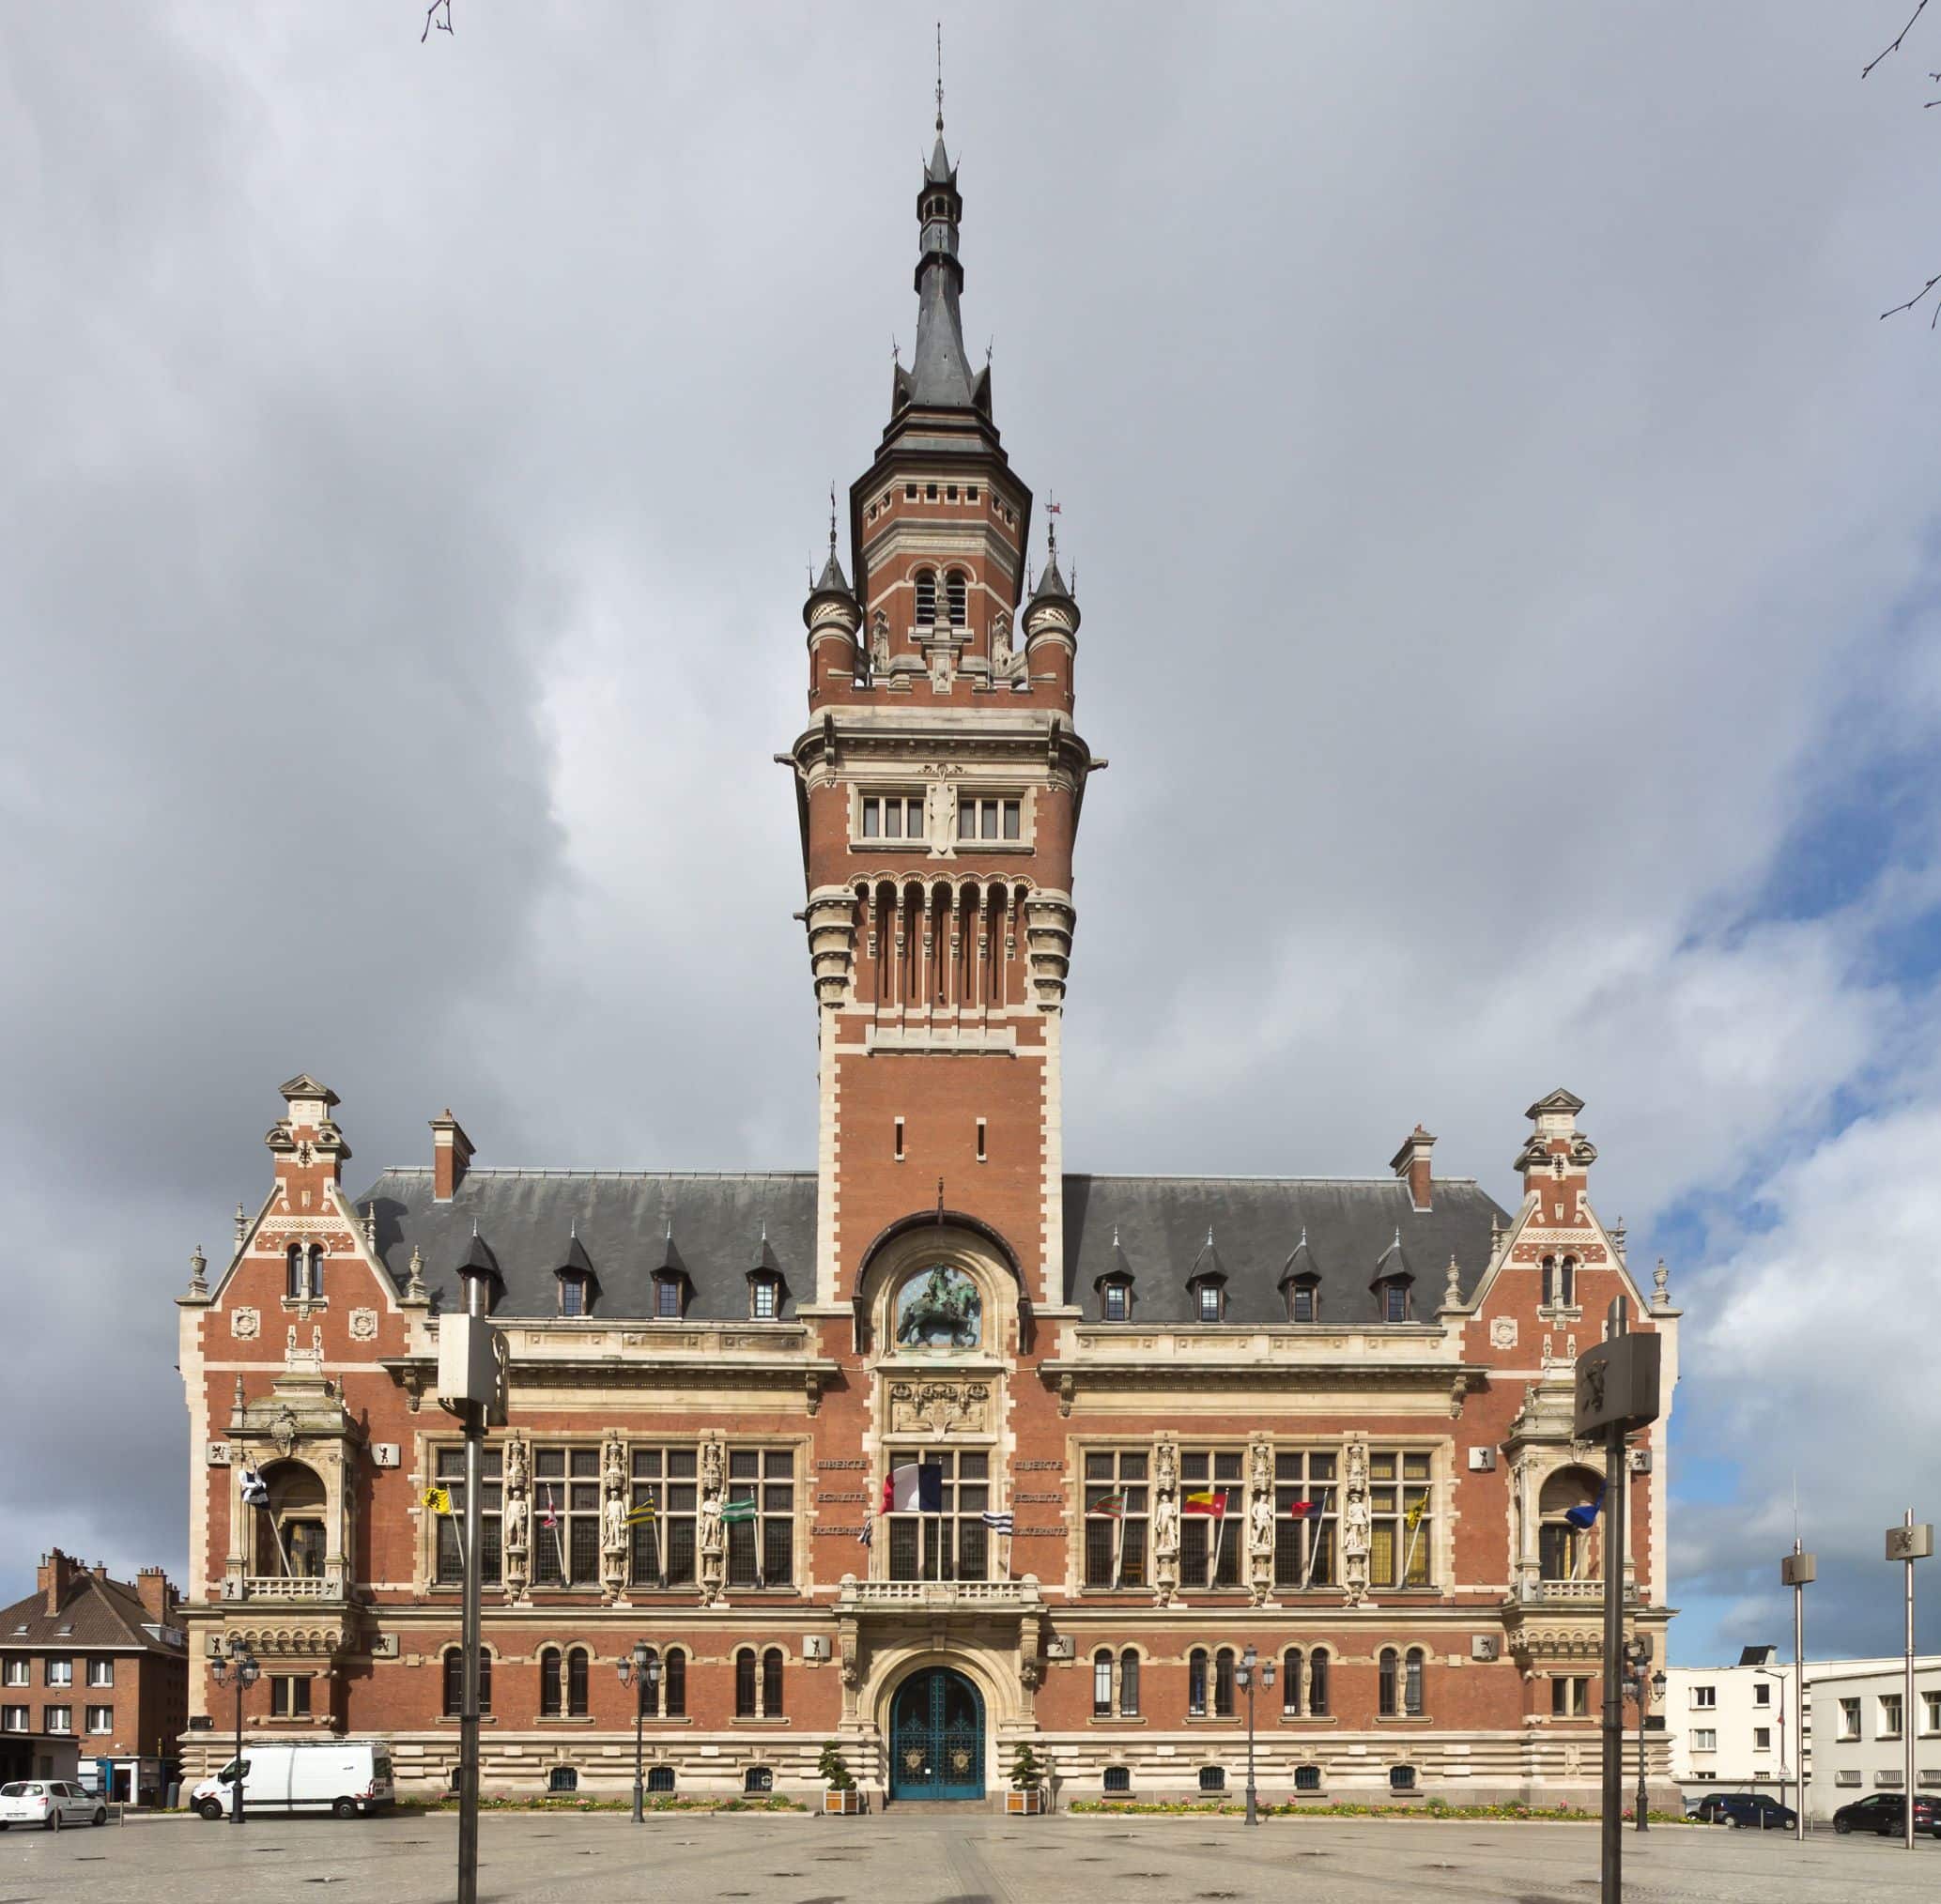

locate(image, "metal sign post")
[[439, 1240, 507, 1904], [1885, 1513, 1933, 1852], [1779, 1545, 1814, 1843], [1576, 1301, 1661, 1904]]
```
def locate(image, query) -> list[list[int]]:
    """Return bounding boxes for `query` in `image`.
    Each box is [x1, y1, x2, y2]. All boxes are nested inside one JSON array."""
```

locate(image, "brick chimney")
[[430, 1110, 474, 1203], [37, 1548, 83, 1617], [135, 1568, 175, 1623], [1389, 1125, 1437, 1211]]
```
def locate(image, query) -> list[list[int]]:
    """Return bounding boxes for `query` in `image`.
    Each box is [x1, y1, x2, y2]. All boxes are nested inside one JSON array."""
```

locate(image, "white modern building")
[[1805, 1660, 1941, 1821], [1666, 1647, 1941, 1820]]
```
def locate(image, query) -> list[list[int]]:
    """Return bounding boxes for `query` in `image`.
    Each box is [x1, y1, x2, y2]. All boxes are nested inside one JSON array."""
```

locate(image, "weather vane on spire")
[[828, 483, 839, 555], [1045, 490, 1061, 560], [935, 21, 945, 133]]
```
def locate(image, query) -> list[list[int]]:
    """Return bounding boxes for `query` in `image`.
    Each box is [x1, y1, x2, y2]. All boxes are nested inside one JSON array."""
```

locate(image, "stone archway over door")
[[888, 1666, 985, 1800]]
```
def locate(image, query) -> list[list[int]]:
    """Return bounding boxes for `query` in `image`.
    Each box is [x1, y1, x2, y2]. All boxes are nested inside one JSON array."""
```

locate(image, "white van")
[[192, 1741, 394, 1820]]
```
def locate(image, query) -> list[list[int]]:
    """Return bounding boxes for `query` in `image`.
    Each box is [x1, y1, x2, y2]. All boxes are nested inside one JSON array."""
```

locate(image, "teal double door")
[[888, 1667, 985, 1801]]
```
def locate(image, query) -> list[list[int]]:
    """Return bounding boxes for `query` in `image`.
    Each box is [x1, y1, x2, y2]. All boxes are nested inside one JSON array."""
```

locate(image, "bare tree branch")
[[1864, 0, 1930, 78], [422, 1, 453, 44], [1880, 270, 1941, 325]]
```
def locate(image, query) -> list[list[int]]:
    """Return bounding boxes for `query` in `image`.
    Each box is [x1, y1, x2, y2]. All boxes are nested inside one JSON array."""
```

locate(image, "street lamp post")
[[208, 1639, 258, 1826], [1233, 1644, 1275, 1826], [1622, 1646, 1665, 1834], [1884, 1512, 1933, 1853], [616, 1643, 661, 1823], [1779, 1543, 1814, 1845]]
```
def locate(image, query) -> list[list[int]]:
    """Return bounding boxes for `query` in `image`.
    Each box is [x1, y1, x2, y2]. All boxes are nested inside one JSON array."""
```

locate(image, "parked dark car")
[[1687, 1791, 1798, 1829], [1831, 1792, 1941, 1838]]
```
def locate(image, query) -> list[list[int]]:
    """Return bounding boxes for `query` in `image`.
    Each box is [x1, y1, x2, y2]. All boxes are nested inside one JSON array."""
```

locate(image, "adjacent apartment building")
[[1806, 1660, 1941, 1820], [171, 99, 1682, 1810], [0, 1550, 188, 1804]]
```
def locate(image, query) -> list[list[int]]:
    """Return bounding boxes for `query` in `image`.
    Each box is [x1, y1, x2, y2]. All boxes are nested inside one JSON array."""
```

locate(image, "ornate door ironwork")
[[889, 1666, 984, 1800]]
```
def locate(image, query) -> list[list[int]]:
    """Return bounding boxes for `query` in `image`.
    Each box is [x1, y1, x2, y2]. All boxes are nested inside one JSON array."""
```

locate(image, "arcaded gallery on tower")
[[175, 113, 1679, 1809]]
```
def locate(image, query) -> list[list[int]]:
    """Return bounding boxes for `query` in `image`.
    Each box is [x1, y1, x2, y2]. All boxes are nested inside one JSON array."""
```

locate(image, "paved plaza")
[[1, 1812, 1937, 1904]]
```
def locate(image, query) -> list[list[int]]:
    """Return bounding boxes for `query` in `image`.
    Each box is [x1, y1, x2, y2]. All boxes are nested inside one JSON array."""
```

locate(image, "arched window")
[[566, 1648, 589, 1719], [1559, 1256, 1577, 1306], [946, 571, 968, 626], [744, 1765, 773, 1794], [1538, 1467, 1605, 1581], [1282, 1648, 1302, 1714], [306, 1245, 324, 1299], [1118, 1649, 1140, 1717], [646, 1765, 675, 1794], [914, 569, 937, 626], [1188, 1648, 1209, 1717], [1541, 1255, 1557, 1306], [1295, 1762, 1322, 1792], [540, 1648, 562, 1718], [1214, 1648, 1237, 1719], [663, 1649, 686, 1718], [1379, 1648, 1400, 1717], [442, 1648, 463, 1718], [734, 1648, 757, 1719], [547, 1765, 578, 1794], [286, 1245, 304, 1301], [762, 1648, 784, 1718], [256, 1461, 327, 1579], [1404, 1648, 1425, 1717], [1308, 1648, 1331, 1717], [1093, 1649, 1113, 1718]]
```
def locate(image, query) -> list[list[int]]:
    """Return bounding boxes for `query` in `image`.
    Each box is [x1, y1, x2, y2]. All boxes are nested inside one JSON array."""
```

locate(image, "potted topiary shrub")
[[819, 1741, 862, 1815], [1006, 1741, 1047, 1815]]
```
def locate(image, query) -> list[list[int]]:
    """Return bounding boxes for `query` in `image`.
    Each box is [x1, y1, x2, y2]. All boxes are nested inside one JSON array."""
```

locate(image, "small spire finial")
[[188, 1245, 208, 1297], [935, 20, 945, 133], [828, 482, 839, 555]]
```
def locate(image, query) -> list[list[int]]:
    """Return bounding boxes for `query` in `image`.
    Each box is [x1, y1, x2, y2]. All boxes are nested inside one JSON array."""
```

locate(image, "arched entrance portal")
[[888, 1666, 985, 1801]]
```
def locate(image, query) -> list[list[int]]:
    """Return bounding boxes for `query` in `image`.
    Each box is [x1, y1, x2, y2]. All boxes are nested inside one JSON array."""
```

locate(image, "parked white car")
[[0, 1780, 108, 1829], [191, 1741, 394, 1820]]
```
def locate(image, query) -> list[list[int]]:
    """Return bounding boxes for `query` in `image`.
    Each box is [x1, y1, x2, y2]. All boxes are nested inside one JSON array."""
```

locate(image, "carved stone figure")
[[504, 1434, 530, 1496], [1250, 1441, 1271, 1496], [701, 1440, 723, 1495], [870, 609, 890, 676], [1154, 1440, 1177, 1496], [1343, 1493, 1372, 1556], [698, 1489, 724, 1556], [1248, 1489, 1274, 1557], [602, 1491, 628, 1554], [1152, 1492, 1179, 1559], [1344, 1440, 1368, 1493], [603, 1438, 625, 1492], [502, 1494, 529, 1553]]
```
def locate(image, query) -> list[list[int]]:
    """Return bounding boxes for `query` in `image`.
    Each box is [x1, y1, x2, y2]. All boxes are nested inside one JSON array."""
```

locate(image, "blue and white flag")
[[857, 1515, 874, 1546], [981, 1511, 1014, 1536]]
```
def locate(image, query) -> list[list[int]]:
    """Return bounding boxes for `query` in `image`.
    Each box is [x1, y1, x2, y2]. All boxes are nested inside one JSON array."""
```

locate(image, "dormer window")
[[914, 569, 937, 623], [1101, 1277, 1132, 1323], [946, 571, 968, 626], [1287, 1278, 1319, 1324], [1378, 1279, 1410, 1323], [558, 1273, 588, 1318], [1191, 1279, 1225, 1324], [749, 1274, 781, 1322], [653, 1274, 685, 1321]]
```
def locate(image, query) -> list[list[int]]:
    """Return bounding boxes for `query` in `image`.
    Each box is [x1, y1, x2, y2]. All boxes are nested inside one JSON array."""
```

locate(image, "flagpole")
[[1402, 1508, 1425, 1589], [548, 1485, 569, 1583], [1302, 1491, 1330, 1593]]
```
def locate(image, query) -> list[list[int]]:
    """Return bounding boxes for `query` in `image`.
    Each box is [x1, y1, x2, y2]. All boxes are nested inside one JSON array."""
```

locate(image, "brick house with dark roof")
[[0, 1550, 187, 1802], [171, 97, 1682, 1811]]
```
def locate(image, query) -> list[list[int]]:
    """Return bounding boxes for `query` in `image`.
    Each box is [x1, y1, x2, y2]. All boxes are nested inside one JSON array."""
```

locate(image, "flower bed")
[[400, 1794, 806, 1815]]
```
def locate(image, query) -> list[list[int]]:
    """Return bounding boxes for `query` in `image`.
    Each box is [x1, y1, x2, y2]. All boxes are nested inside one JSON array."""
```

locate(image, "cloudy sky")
[[5, 2, 1939, 1665]]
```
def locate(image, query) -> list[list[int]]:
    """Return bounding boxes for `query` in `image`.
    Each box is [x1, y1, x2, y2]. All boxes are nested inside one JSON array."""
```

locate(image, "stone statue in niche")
[[502, 1493, 529, 1553], [701, 1440, 723, 1496], [1248, 1488, 1274, 1557], [503, 1434, 530, 1497], [602, 1490, 628, 1555], [603, 1439, 625, 1493], [1152, 1491, 1179, 1559], [895, 1265, 982, 1351], [698, 1489, 724, 1556], [870, 609, 890, 676], [1154, 1440, 1178, 1496], [1249, 1441, 1271, 1496]]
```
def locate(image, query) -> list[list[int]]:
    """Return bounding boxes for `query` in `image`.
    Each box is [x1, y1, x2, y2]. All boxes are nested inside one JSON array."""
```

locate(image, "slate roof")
[[360, 1167, 1508, 1327], [0, 1576, 182, 1656], [1061, 1175, 1507, 1325], [364, 1170, 817, 1321]]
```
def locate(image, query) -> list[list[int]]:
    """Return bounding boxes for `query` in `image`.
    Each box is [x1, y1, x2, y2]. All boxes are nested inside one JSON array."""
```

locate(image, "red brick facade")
[[173, 112, 1679, 1810]]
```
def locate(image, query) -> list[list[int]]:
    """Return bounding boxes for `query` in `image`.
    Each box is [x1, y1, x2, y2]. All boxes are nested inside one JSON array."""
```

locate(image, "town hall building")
[[174, 103, 1680, 1810]]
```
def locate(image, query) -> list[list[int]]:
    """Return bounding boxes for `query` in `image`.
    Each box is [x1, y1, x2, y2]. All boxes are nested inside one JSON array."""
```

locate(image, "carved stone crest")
[[887, 1378, 990, 1436], [1490, 1316, 1518, 1349], [230, 1307, 260, 1340], [348, 1308, 378, 1341]]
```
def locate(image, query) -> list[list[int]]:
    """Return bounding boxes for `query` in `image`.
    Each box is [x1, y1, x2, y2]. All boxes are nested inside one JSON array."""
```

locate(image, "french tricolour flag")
[[887, 1463, 945, 1512]]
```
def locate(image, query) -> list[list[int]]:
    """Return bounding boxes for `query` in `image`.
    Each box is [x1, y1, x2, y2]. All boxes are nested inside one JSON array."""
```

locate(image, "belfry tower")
[[784, 99, 1097, 1313]]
